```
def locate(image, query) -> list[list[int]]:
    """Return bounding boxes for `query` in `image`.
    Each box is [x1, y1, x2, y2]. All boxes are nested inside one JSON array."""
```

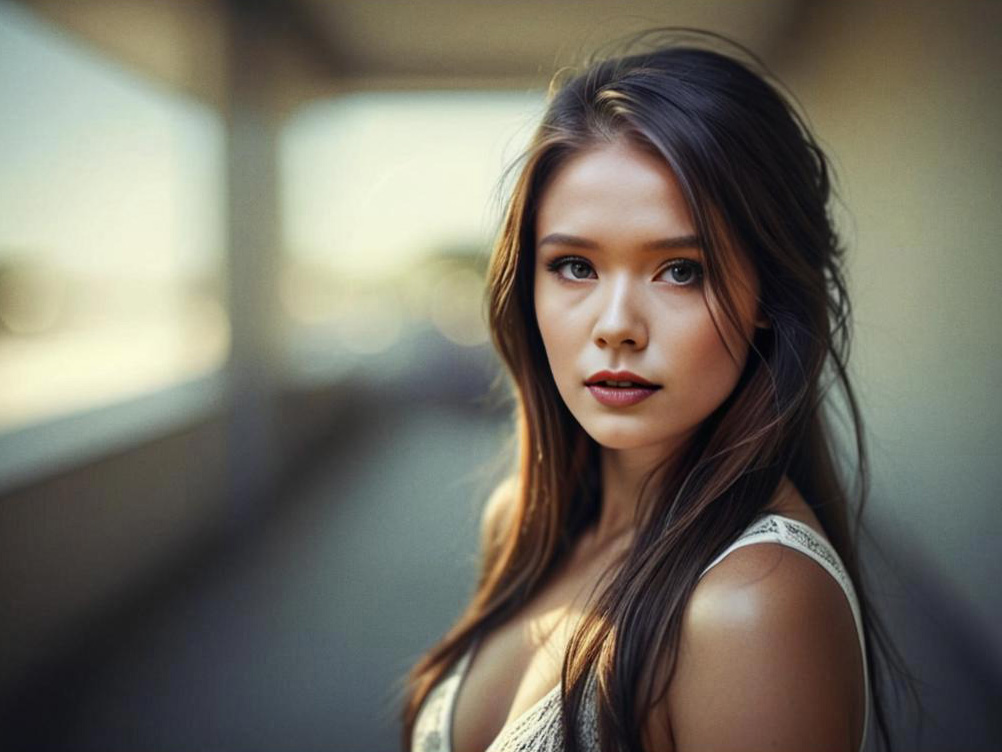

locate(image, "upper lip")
[[584, 370, 661, 387]]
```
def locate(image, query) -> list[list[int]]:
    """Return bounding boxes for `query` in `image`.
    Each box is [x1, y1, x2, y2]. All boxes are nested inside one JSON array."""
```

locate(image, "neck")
[[590, 443, 673, 547]]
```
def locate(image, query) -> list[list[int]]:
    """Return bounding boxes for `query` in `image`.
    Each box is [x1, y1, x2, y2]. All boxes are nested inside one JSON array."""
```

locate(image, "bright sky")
[[0, 1, 546, 429], [0, 2, 225, 282], [0, 3, 228, 431], [280, 89, 545, 278], [0, 0, 545, 283]]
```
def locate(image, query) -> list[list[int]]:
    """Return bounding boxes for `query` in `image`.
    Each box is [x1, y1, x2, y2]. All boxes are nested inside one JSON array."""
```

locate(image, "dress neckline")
[[445, 513, 842, 752], [449, 635, 562, 752]]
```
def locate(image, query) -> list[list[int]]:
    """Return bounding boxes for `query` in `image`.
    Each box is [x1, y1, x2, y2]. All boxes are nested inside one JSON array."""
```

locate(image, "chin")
[[578, 422, 662, 451], [573, 410, 695, 456]]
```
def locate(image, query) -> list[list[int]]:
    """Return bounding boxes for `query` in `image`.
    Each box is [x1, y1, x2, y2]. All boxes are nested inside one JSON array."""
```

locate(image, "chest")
[[450, 550, 621, 752]]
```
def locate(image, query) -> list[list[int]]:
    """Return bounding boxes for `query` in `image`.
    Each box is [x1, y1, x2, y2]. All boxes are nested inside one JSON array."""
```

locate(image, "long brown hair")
[[402, 29, 917, 752]]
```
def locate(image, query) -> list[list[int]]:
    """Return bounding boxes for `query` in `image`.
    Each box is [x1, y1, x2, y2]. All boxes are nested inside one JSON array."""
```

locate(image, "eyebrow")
[[536, 232, 702, 251]]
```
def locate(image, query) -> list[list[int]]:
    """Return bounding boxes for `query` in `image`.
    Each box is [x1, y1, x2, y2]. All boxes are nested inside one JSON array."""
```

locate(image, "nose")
[[592, 275, 648, 350]]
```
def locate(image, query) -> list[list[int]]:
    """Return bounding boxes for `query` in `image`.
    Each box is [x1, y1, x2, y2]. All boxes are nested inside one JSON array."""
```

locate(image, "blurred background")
[[0, 0, 998, 749]]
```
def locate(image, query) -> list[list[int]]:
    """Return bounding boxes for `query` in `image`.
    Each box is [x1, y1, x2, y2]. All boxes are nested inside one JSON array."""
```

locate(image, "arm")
[[644, 544, 866, 752]]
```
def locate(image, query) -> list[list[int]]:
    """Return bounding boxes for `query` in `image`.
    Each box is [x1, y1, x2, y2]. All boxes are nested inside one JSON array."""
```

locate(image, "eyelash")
[[544, 255, 704, 287]]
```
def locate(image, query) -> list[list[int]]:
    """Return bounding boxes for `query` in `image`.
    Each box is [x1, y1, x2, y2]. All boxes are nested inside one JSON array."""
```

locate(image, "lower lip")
[[586, 385, 660, 407]]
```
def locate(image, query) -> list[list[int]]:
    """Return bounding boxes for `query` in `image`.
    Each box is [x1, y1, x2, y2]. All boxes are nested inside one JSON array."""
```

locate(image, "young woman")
[[403, 31, 910, 752]]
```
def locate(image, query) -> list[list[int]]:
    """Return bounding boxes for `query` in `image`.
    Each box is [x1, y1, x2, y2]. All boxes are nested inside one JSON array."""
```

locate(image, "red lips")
[[584, 369, 661, 387]]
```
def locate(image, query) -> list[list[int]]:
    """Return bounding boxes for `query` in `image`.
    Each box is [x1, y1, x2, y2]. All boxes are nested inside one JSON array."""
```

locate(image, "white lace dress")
[[411, 514, 871, 752]]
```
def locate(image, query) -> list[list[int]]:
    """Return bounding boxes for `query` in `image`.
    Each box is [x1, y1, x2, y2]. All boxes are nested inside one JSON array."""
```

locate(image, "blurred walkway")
[[8, 395, 510, 752], [11, 389, 1000, 752]]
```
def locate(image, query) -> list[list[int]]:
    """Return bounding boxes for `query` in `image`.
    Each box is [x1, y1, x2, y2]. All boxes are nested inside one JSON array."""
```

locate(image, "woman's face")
[[533, 139, 763, 458]]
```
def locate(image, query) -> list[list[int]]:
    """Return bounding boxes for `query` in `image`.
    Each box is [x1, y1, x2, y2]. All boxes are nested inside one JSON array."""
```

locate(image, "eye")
[[546, 256, 596, 281], [660, 259, 703, 287]]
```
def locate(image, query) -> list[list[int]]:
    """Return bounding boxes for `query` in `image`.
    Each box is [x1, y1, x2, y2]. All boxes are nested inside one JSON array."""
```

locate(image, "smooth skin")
[[533, 139, 765, 545], [530, 139, 865, 751], [472, 478, 865, 752]]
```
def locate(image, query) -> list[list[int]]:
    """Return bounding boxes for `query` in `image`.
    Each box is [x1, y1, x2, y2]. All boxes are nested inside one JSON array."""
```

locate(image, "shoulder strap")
[[700, 514, 851, 593], [698, 513, 871, 750]]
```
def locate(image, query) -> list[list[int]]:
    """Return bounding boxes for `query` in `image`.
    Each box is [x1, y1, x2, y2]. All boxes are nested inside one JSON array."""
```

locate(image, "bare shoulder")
[[645, 542, 865, 752], [480, 476, 517, 554]]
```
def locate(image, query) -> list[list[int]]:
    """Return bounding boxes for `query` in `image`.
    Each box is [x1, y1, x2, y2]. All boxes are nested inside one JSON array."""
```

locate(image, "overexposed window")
[[279, 91, 542, 378], [0, 4, 227, 433]]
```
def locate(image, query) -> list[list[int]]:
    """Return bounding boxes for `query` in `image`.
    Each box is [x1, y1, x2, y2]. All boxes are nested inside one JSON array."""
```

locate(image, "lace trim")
[[735, 515, 852, 597], [412, 514, 866, 752], [778, 518, 850, 591], [733, 517, 849, 593], [484, 670, 600, 752], [412, 650, 470, 752], [412, 679, 448, 751], [742, 515, 781, 538]]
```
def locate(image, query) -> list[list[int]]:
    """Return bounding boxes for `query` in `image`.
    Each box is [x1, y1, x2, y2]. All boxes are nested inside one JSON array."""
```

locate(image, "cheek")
[[534, 292, 566, 373], [534, 293, 587, 406], [691, 286, 757, 382], [540, 336, 573, 383], [671, 312, 749, 400]]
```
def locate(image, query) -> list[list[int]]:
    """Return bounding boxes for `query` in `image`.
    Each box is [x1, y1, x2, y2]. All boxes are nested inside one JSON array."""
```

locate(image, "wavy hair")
[[402, 29, 917, 752]]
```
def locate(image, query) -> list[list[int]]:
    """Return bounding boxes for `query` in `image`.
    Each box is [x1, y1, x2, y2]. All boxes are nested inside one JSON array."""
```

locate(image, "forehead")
[[532, 139, 762, 309], [535, 140, 695, 240]]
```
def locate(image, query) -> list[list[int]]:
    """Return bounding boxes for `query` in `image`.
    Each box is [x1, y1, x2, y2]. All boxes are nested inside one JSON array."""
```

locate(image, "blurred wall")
[[0, 412, 230, 692], [774, 0, 1002, 745], [0, 0, 338, 696], [1, 1, 999, 749]]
